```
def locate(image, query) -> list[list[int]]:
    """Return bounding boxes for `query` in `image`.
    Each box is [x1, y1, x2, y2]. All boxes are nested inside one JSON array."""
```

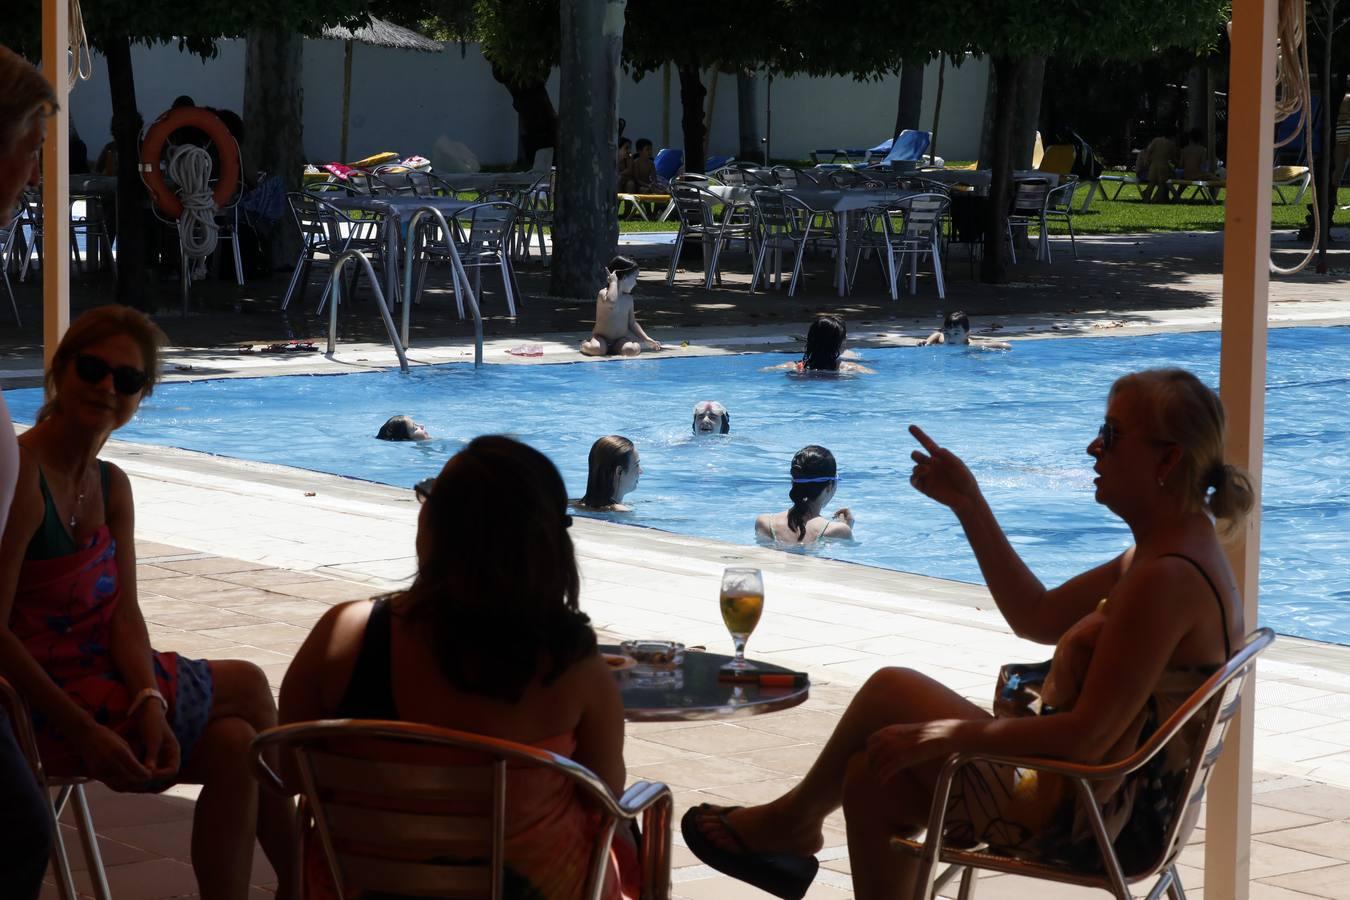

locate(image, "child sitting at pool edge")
[[581, 256, 663, 358], [921, 310, 1011, 351]]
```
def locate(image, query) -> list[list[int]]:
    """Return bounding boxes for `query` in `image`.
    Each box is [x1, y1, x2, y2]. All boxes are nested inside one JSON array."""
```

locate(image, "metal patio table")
[[601, 645, 810, 722]]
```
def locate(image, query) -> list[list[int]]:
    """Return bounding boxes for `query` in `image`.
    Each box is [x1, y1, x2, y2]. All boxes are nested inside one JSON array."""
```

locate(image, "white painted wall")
[[65, 39, 988, 169]]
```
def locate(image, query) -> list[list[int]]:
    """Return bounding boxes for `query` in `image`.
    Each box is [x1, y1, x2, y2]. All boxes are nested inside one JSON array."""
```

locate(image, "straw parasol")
[[320, 16, 444, 162]]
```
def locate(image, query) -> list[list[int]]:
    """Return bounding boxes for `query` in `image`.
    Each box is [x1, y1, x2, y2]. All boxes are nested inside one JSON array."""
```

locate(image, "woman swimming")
[[767, 315, 874, 374], [755, 445, 854, 545], [575, 435, 641, 512]]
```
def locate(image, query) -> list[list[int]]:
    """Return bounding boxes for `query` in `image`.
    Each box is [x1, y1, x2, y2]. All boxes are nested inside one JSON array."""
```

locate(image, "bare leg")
[[619, 340, 642, 357], [842, 753, 935, 900], [581, 336, 607, 356], [177, 660, 294, 900], [692, 667, 989, 859]]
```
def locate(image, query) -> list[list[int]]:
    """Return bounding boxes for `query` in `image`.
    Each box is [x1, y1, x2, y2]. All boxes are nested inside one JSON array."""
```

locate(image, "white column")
[[41, 0, 70, 366], [1208, 2, 1277, 898]]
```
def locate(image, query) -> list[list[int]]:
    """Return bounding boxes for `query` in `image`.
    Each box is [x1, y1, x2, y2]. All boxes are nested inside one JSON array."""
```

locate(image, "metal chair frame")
[[896, 628, 1275, 900], [1005, 181, 1052, 264], [665, 183, 755, 289], [281, 190, 390, 312], [251, 719, 674, 900], [449, 201, 522, 318], [1043, 180, 1081, 261], [853, 193, 949, 300], [749, 188, 818, 295], [0, 215, 22, 324], [0, 676, 112, 900]]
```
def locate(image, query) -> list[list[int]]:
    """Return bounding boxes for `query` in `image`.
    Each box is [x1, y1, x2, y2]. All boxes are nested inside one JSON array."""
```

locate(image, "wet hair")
[[38, 305, 167, 422], [581, 435, 636, 508], [635, 138, 653, 154], [943, 311, 971, 333], [609, 255, 639, 279], [787, 445, 837, 540], [376, 415, 424, 441], [171, 95, 195, 109], [801, 315, 847, 371], [0, 45, 59, 157], [1109, 368, 1255, 540], [400, 436, 592, 703]]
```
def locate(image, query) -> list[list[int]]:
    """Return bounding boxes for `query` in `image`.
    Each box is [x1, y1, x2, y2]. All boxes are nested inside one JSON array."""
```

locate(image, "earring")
[[1157, 477, 1165, 487]]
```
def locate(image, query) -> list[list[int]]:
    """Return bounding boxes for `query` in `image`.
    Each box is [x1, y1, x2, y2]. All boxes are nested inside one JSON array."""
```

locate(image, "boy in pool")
[[920, 310, 1011, 351], [581, 256, 663, 358], [692, 401, 730, 435]]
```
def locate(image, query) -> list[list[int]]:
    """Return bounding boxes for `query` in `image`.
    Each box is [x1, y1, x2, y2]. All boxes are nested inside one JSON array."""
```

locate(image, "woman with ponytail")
[[755, 446, 854, 545], [687, 369, 1254, 899]]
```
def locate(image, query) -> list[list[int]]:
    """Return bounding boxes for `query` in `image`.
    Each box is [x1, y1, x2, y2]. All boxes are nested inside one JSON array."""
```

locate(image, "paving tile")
[[82, 858, 198, 899], [53, 823, 155, 871], [211, 569, 337, 588], [1260, 863, 1350, 899], [1251, 803, 1327, 834], [1260, 820, 1350, 861], [1256, 784, 1350, 821], [653, 724, 801, 755], [629, 756, 785, 791], [264, 579, 370, 603], [1179, 836, 1344, 880], [153, 557, 272, 576], [73, 792, 193, 830]]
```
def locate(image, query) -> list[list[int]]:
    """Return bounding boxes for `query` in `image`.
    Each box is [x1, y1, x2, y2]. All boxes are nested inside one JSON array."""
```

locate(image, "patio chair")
[[895, 628, 1275, 900], [451, 201, 521, 317], [0, 215, 22, 325], [666, 182, 755, 289], [1043, 180, 1081, 261], [70, 191, 116, 277], [515, 172, 553, 264], [1005, 181, 1052, 264], [281, 190, 390, 312], [749, 188, 819, 295], [852, 192, 949, 300], [250, 719, 674, 900], [0, 676, 111, 900], [1271, 165, 1311, 205]]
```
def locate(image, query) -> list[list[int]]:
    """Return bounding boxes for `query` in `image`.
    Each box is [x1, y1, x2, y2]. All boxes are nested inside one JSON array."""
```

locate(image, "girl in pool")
[[919, 311, 1011, 351], [767, 315, 874, 374], [575, 435, 642, 512], [755, 445, 854, 545]]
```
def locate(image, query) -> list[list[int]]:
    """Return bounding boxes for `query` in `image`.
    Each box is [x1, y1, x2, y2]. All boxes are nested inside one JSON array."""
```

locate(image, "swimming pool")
[[8, 327, 1347, 643]]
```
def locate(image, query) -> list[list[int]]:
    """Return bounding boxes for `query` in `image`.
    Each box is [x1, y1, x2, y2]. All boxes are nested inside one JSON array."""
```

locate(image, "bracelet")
[[127, 687, 168, 718]]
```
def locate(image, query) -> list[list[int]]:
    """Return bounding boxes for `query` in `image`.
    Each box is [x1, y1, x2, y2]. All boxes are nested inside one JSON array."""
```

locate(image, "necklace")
[[68, 468, 91, 531]]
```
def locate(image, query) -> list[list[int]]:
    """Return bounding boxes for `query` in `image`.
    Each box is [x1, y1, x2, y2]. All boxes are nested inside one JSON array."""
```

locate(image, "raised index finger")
[[908, 424, 941, 453]]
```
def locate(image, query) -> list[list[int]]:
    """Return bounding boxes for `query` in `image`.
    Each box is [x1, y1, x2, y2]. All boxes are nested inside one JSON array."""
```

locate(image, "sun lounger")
[[1167, 178, 1225, 204], [810, 148, 868, 165], [1098, 172, 1142, 200], [618, 192, 674, 221], [1272, 165, 1311, 204]]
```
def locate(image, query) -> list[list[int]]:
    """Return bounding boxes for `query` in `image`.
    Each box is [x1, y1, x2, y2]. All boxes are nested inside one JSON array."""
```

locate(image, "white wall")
[[65, 39, 988, 169]]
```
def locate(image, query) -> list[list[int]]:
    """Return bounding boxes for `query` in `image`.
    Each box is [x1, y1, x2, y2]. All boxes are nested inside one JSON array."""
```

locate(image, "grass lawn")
[[614, 186, 1350, 236]]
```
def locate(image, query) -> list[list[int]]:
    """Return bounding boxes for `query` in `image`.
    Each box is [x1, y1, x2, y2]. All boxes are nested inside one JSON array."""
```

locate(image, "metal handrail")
[[323, 250, 409, 373], [402, 206, 483, 367]]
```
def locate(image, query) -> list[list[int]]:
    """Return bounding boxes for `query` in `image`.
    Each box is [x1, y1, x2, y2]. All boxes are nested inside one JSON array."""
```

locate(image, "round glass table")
[[600, 644, 810, 722]]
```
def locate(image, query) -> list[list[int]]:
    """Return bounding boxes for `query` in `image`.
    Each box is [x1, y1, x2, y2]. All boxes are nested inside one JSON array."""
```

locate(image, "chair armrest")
[[618, 780, 673, 818]]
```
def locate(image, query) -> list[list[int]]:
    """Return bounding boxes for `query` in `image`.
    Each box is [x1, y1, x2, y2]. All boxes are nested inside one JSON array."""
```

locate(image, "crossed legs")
[[176, 660, 293, 900], [690, 666, 990, 900]]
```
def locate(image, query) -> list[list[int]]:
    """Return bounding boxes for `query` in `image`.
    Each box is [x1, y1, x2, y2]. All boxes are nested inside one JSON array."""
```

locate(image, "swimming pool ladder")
[[323, 250, 409, 373], [402, 206, 484, 368]]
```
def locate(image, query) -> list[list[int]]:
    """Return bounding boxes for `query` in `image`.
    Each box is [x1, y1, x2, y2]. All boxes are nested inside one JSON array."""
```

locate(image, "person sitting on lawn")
[[1136, 130, 1179, 202], [625, 138, 658, 192], [920, 311, 1011, 351], [1178, 127, 1212, 182], [581, 256, 662, 358]]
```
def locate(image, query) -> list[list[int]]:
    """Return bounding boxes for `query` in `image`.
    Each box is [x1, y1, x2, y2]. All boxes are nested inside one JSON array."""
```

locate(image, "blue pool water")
[[8, 327, 1348, 643]]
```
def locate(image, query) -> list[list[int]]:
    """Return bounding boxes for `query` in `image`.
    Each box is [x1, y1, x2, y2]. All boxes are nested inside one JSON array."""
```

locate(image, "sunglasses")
[[73, 354, 149, 396], [413, 477, 436, 503], [1098, 420, 1173, 452]]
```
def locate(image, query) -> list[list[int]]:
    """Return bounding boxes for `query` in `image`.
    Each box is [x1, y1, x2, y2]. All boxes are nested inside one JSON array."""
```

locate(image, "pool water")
[[8, 327, 1348, 643]]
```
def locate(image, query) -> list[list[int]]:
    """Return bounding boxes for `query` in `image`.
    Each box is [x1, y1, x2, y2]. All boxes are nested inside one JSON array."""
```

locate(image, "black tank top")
[[334, 597, 399, 719]]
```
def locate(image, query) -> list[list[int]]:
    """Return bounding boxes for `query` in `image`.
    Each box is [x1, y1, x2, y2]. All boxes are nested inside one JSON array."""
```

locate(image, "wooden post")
[[1209, 2, 1277, 898], [41, 0, 70, 367], [340, 40, 353, 162], [661, 62, 671, 148]]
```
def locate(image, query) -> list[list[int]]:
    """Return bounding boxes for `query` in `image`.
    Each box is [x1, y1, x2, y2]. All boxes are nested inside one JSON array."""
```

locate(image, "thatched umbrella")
[[320, 16, 444, 162]]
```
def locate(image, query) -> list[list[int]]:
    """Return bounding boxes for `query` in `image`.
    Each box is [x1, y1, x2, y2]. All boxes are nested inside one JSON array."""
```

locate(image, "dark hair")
[[581, 435, 636, 507], [376, 415, 422, 441], [608, 255, 639, 278], [787, 445, 837, 540], [635, 138, 653, 153], [1110, 369, 1255, 540], [801, 315, 847, 371], [38, 305, 167, 422], [399, 436, 593, 702], [171, 95, 195, 109], [943, 311, 971, 332], [618, 137, 632, 150]]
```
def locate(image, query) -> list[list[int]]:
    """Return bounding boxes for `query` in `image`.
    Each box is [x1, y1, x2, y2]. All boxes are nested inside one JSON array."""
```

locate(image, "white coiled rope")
[[167, 144, 219, 279]]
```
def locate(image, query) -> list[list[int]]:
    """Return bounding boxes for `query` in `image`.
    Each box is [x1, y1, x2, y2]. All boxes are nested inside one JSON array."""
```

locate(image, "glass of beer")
[[720, 567, 765, 671]]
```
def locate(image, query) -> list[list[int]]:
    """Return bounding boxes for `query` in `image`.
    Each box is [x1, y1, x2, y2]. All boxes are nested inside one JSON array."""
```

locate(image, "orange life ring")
[[138, 106, 239, 219]]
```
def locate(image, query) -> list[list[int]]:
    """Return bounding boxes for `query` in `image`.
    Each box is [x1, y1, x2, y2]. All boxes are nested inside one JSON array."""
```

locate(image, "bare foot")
[[693, 801, 824, 858]]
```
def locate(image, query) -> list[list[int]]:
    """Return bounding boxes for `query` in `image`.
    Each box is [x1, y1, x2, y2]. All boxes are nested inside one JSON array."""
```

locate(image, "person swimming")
[[755, 445, 854, 545], [693, 401, 730, 435], [575, 435, 641, 512], [376, 415, 430, 441], [767, 315, 874, 374], [920, 310, 1012, 351]]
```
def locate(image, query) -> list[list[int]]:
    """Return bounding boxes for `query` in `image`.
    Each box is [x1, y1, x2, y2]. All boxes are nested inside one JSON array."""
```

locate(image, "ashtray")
[[620, 640, 685, 671]]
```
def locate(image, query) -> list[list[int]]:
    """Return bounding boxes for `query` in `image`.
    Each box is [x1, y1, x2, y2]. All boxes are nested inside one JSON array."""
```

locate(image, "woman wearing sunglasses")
[[683, 368, 1253, 900], [0, 306, 296, 899]]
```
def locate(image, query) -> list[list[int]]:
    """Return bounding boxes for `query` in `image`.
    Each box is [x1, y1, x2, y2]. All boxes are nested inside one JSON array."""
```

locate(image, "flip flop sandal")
[[679, 804, 818, 900]]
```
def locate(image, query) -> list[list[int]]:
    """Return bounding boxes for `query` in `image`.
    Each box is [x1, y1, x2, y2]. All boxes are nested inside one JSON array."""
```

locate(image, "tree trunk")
[[930, 54, 947, 163], [1316, 60, 1344, 273], [982, 55, 1026, 284], [1186, 63, 1208, 132], [679, 65, 707, 174], [895, 58, 925, 138], [243, 29, 305, 270], [1012, 55, 1045, 169], [550, 0, 625, 300], [105, 34, 150, 310], [737, 72, 763, 162], [490, 62, 558, 169], [977, 62, 998, 166]]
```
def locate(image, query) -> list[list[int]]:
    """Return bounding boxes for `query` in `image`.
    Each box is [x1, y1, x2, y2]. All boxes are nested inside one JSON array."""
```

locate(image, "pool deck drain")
[[34, 437, 1350, 899]]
